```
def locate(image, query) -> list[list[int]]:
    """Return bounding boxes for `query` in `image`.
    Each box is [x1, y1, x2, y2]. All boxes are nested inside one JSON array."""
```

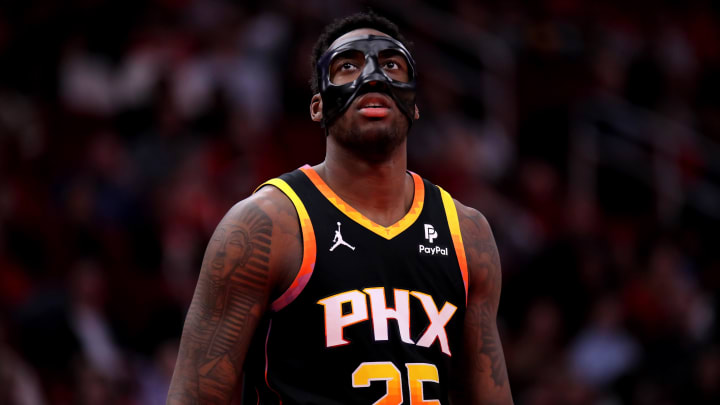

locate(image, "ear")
[[310, 94, 323, 122], [414, 104, 420, 120]]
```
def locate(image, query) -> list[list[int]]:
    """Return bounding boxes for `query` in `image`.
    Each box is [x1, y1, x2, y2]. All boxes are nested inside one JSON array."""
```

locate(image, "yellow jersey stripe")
[[438, 187, 469, 303]]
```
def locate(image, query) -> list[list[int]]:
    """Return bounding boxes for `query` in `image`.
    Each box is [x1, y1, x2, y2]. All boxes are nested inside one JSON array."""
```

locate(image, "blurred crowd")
[[1, 0, 719, 404]]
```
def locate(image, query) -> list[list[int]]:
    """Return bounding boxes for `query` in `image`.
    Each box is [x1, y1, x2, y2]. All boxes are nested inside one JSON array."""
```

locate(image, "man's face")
[[311, 28, 419, 157]]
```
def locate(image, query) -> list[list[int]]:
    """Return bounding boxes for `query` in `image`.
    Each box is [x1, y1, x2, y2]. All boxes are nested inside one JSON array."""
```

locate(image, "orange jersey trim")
[[438, 187, 469, 304], [255, 178, 316, 312], [299, 165, 425, 240]]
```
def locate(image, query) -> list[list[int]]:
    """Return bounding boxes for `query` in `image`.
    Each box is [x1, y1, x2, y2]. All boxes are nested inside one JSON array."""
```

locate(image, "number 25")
[[352, 362, 440, 405]]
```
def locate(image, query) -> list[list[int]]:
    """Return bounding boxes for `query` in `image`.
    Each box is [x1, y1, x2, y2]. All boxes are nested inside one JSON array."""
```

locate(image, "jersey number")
[[351, 362, 440, 405]]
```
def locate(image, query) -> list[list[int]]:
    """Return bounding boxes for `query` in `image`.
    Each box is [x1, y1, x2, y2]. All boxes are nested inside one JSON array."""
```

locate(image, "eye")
[[340, 62, 357, 71], [384, 61, 398, 69]]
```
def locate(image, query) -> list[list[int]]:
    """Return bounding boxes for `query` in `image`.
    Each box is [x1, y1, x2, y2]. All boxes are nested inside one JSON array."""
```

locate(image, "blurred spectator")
[[136, 339, 179, 405], [67, 260, 124, 381], [508, 298, 564, 390], [0, 318, 46, 405], [569, 295, 640, 388]]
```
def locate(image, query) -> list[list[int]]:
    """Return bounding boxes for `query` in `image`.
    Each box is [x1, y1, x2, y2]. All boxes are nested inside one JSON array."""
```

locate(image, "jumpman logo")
[[330, 222, 355, 252]]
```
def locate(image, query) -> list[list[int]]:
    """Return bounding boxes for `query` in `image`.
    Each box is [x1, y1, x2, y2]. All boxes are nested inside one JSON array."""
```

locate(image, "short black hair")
[[309, 11, 411, 94]]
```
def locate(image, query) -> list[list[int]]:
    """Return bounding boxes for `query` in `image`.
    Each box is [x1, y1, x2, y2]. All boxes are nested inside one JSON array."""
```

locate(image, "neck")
[[315, 137, 413, 227]]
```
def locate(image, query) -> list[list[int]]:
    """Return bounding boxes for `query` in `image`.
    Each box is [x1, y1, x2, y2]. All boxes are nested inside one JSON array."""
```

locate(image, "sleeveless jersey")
[[242, 165, 469, 405]]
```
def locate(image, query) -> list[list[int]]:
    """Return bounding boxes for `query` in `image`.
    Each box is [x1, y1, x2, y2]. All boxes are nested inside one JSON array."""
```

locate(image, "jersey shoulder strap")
[[436, 185, 469, 302]]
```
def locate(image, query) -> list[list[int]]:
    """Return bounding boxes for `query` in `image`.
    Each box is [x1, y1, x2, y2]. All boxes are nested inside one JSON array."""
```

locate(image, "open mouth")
[[357, 94, 392, 118]]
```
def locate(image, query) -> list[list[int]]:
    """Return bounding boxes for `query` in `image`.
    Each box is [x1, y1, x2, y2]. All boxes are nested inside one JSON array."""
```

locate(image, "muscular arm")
[[167, 188, 301, 404], [451, 203, 513, 405]]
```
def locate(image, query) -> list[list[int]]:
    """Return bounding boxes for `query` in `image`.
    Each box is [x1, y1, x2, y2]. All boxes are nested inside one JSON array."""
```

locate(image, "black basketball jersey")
[[242, 165, 469, 405]]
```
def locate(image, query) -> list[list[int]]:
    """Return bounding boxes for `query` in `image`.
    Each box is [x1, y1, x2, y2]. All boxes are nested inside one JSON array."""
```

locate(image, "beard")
[[327, 109, 410, 162]]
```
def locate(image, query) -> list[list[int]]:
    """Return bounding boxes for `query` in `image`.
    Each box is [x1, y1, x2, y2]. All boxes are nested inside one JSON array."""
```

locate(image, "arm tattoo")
[[168, 203, 273, 404], [466, 302, 507, 387], [461, 209, 510, 391]]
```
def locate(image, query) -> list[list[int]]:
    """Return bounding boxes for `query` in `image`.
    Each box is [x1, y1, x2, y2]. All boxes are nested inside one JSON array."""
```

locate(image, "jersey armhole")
[[255, 178, 316, 312], [438, 186, 469, 305]]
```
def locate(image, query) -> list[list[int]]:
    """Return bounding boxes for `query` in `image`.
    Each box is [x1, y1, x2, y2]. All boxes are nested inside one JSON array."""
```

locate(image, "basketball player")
[[167, 12, 513, 405]]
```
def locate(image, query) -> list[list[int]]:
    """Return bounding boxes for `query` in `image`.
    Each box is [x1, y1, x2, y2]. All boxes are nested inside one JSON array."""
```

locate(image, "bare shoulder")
[[227, 185, 297, 230], [222, 185, 303, 299], [451, 199, 500, 298], [452, 199, 493, 241]]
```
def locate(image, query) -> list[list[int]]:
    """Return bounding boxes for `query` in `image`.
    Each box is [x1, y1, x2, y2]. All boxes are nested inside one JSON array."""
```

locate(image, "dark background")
[[1, 0, 719, 404]]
